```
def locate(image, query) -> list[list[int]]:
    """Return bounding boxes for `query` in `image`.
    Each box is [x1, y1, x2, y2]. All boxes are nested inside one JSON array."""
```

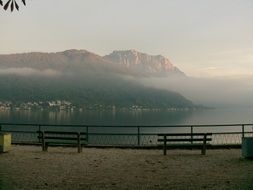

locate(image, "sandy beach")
[[1, 145, 253, 190]]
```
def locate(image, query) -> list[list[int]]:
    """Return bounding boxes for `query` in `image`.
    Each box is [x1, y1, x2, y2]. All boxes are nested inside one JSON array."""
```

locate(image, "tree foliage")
[[0, 0, 26, 11], [0, 75, 194, 109]]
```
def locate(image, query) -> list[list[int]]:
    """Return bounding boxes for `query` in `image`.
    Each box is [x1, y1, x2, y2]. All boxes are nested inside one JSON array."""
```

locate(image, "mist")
[[134, 75, 253, 108], [0, 67, 61, 77], [1, 50, 253, 109], [2, 64, 252, 108]]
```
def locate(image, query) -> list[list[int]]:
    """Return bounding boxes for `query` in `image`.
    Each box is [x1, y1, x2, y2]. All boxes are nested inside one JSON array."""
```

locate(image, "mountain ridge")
[[0, 49, 184, 77], [0, 49, 195, 110], [104, 49, 184, 76]]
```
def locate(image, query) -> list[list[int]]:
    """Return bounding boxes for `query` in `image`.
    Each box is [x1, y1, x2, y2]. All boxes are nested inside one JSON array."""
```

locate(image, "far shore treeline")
[[0, 50, 199, 111]]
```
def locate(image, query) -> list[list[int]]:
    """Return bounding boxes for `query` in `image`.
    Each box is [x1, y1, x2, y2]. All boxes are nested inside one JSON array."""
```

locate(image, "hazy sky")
[[1, 0, 253, 77]]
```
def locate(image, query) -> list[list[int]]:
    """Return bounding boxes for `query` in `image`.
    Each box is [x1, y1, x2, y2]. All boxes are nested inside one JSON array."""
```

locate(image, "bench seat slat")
[[45, 142, 87, 145], [38, 131, 86, 135], [157, 143, 212, 145], [158, 138, 212, 142], [38, 136, 87, 141], [157, 133, 212, 136]]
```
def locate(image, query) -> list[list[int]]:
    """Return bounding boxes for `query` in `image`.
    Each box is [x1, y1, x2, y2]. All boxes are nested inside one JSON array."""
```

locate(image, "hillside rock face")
[[0, 49, 193, 109], [0, 49, 184, 77], [104, 50, 184, 76], [0, 49, 112, 71]]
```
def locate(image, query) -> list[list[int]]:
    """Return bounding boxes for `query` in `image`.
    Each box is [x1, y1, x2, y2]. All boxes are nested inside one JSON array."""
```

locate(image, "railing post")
[[191, 126, 193, 144], [163, 135, 167, 156], [77, 132, 81, 153], [86, 126, 89, 145], [137, 126, 140, 146], [242, 125, 245, 138], [42, 131, 46, 151], [38, 125, 41, 143]]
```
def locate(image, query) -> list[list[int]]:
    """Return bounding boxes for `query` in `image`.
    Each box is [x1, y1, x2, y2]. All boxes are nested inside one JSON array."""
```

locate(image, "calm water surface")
[[0, 108, 253, 125], [1, 108, 253, 144]]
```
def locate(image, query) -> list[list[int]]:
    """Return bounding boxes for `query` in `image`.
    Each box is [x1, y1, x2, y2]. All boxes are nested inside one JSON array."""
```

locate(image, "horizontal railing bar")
[[2, 131, 253, 136], [1, 123, 253, 128], [1, 130, 36, 134], [0, 123, 86, 127], [212, 132, 253, 135]]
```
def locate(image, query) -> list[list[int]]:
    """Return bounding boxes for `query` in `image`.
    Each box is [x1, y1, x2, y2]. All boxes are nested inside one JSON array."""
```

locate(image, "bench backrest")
[[37, 131, 87, 142], [157, 133, 212, 143], [158, 133, 212, 155]]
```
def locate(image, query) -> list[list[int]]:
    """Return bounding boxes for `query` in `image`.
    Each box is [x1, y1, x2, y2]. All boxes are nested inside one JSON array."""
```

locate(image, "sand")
[[0, 145, 253, 190]]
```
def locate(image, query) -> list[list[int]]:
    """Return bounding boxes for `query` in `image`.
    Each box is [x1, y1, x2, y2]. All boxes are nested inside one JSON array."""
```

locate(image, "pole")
[[86, 126, 89, 145], [242, 125, 245, 138], [191, 126, 193, 144], [77, 132, 81, 153], [137, 126, 140, 146]]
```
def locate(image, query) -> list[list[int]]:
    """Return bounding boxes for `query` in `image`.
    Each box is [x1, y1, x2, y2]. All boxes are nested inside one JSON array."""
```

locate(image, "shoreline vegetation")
[[0, 145, 253, 190], [0, 100, 209, 112]]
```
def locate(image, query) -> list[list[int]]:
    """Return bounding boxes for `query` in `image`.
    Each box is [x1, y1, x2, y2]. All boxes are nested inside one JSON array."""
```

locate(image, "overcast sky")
[[1, 0, 253, 77]]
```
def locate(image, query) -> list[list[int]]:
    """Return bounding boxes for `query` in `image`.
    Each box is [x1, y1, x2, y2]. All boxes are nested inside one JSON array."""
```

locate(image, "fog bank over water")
[[0, 68, 61, 77], [136, 75, 253, 108], [0, 50, 252, 109]]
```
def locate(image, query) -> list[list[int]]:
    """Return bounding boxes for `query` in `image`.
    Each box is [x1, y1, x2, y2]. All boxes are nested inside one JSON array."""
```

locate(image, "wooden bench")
[[37, 131, 87, 153], [157, 133, 212, 155]]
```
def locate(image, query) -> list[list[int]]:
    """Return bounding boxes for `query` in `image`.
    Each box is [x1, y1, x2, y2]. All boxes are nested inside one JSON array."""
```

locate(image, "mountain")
[[104, 50, 184, 77], [0, 49, 194, 110], [0, 49, 126, 75], [0, 49, 184, 77]]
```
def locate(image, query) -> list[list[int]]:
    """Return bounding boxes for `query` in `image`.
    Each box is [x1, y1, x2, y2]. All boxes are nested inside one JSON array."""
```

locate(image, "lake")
[[1, 108, 253, 145], [0, 108, 253, 126]]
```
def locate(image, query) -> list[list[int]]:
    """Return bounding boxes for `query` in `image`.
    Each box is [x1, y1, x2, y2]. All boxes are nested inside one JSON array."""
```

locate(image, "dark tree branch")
[[14, 1, 19, 10], [2, 0, 26, 11], [3, 0, 11, 10]]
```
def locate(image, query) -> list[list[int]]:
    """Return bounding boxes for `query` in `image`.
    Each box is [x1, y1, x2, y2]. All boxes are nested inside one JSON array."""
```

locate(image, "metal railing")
[[0, 123, 253, 147]]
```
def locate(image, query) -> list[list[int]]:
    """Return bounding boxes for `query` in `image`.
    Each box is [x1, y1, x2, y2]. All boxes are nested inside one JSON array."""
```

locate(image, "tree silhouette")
[[0, 0, 26, 11]]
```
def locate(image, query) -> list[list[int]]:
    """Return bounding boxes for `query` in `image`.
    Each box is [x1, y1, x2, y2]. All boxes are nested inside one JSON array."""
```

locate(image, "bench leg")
[[77, 133, 81, 153], [42, 143, 45, 151], [45, 143, 48, 151], [41, 132, 46, 151], [42, 141, 47, 151], [78, 145, 82, 153], [42, 142, 48, 151], [163, 136, 167, 155], [201, 134, 207, 155], [201, 146, 206, 155]]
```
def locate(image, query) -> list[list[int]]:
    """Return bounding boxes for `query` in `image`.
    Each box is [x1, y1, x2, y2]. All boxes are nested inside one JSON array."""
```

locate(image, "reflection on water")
[[1, 108, 253, 145], [0, 109, 192, 125], [0, 108, 253, 126]]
